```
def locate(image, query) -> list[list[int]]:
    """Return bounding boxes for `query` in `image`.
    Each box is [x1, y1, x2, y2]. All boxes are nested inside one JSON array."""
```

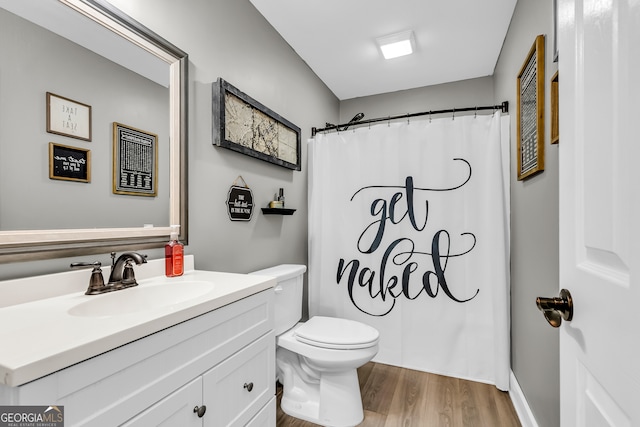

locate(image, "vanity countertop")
[[0, 258, 275, 387]]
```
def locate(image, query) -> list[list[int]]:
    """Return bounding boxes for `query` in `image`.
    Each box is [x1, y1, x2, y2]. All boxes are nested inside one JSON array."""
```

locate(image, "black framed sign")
[[49, 142, 91, 183], [113, 122, 158, 197], [226, 185, 254, 221], [213, 78, 301, 171]]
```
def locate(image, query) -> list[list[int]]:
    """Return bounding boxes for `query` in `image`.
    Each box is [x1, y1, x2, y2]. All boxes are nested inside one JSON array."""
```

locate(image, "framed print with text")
[[46, 92, 92, 141], [113, 122, 157, 197]]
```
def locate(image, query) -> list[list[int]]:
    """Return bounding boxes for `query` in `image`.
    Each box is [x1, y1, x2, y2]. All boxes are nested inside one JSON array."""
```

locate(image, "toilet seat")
[[294, 316, 379, 350]]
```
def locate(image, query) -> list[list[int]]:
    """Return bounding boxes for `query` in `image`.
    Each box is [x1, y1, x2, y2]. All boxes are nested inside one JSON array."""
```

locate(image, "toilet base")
[[278, 348, 365, 427], [280, 368, 364, 427]]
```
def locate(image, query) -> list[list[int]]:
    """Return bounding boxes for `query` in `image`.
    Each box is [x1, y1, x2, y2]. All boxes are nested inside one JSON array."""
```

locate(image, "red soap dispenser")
[[165, 225, 184, 277]]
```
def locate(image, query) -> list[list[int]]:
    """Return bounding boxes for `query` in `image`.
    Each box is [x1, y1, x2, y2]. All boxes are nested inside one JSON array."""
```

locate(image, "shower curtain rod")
[[311, 101, 509, 137]]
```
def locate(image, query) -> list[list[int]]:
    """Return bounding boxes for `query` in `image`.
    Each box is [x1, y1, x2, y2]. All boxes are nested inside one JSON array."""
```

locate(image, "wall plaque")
[[227, 186, 254, 221], [226, 176, 254, 221], [113, 122, 157, 197]]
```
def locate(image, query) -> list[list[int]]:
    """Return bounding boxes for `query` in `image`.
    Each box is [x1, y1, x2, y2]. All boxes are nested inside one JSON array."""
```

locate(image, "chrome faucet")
[[108, 251, 148, 289]]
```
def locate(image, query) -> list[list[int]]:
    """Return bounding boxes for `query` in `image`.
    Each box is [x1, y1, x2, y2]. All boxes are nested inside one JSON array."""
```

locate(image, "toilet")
[[250, 264, 379, 427]]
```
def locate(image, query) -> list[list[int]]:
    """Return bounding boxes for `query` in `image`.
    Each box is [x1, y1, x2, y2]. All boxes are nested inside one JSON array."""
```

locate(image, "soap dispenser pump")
[[165, 225, 184, 277]]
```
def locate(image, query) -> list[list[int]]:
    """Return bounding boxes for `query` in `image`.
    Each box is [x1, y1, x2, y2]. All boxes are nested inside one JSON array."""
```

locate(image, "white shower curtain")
[[308, 113, 511, 390]]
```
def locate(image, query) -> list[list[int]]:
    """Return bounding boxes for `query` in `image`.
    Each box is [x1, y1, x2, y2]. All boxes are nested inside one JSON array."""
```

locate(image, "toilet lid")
[[294, 316, 379, 350]]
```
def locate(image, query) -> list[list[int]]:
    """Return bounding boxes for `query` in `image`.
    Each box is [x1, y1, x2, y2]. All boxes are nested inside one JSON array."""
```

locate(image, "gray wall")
[[339, 76, 495, 123], [493, 0, 560, 426], [0, 0, 338, 281]]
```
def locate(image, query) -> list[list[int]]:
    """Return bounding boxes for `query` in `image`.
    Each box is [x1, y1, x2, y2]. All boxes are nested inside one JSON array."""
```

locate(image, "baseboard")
[[509, 371, 539, 427]]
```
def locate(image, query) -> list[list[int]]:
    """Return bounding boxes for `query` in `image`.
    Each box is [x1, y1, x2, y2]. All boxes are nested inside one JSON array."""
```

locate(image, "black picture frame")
[[212, 78, 301, 171]]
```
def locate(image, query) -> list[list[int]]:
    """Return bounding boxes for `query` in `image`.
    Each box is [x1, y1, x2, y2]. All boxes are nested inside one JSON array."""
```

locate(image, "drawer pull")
[[244, 382, 254, 392], [193, 405, 207, 418]]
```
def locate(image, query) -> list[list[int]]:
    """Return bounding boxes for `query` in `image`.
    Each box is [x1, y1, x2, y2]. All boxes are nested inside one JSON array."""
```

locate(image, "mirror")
[[0, 0, 188, 262]]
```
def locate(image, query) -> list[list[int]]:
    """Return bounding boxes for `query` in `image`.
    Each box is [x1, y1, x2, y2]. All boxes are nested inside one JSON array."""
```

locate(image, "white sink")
[[68, 281, 214, 317], [0, 257, 277, 387]]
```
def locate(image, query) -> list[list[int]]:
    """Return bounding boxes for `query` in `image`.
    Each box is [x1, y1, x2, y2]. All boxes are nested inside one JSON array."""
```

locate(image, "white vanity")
[[0, 256, 276, 426]]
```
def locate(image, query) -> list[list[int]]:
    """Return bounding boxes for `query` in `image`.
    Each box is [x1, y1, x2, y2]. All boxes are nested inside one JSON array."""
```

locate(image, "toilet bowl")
[[250, 265, 379, 427]]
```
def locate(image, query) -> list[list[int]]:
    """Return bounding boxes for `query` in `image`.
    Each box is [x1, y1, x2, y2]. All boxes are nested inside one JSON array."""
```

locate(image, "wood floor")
[[276, 362, 521, 427]]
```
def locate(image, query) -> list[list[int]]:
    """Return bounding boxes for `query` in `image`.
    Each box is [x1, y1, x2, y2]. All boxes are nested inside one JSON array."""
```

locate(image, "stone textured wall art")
[[212, 79, 301, 171]]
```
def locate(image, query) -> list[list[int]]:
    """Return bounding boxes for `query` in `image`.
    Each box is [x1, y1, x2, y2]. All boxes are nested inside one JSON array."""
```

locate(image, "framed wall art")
[[212, 78, 301, 171], [517, 34, 545, 180], [551, 71, 559, 144], [46, 92, 92, 141], [113, 122, 158, 197], [49, 142, 91, 183]]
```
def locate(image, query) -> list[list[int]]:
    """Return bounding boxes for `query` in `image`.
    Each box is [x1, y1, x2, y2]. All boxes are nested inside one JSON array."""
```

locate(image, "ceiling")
[[249, 0, 517, 101]]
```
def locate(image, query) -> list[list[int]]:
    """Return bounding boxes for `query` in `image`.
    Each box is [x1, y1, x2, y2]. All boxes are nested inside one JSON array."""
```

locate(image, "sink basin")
[[68, 281, 214, 317]]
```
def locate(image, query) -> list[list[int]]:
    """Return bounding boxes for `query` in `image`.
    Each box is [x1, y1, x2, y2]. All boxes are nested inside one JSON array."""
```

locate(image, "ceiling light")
[[376, 30, 415, 59]]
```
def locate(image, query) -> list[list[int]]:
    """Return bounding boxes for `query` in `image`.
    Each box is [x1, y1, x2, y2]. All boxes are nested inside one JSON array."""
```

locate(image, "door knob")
[[536, 289, 573, 328]]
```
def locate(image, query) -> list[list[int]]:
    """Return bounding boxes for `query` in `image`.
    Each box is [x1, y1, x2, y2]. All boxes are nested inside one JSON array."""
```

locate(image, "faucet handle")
[[70, 261, 106, 295], [121, 259, 139, 287]]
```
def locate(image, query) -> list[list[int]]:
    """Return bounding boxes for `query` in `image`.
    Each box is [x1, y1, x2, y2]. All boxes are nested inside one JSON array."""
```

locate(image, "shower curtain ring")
[[475, 106, 477, 118], [452, 108, 455, 120], [429, 110, 432, 123]]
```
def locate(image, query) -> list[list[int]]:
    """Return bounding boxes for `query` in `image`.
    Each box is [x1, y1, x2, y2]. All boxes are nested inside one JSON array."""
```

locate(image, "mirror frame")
[[0, 0, 188, 263]]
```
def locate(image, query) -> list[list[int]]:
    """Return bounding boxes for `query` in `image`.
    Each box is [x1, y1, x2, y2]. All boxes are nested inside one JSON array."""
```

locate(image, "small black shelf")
[[261, 208, 296, 215]]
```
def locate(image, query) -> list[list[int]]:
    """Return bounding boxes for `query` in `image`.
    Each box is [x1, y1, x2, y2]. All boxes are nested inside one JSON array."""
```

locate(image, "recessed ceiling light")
[[376, 30, 415, 59]]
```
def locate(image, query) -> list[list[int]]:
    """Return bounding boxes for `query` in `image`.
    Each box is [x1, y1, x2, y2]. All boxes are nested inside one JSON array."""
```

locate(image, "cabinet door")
[[203, 332, 275, 426], [246, 396, 276, 427], [121, 378, 203, 427]]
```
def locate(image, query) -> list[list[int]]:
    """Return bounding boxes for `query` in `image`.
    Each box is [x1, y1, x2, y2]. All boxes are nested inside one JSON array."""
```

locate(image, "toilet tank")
[[250, 264, 307, 335]]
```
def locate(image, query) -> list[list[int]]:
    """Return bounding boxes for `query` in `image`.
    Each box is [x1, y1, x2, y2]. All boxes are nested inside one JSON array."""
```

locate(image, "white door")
[[558, 0, 640, 425]]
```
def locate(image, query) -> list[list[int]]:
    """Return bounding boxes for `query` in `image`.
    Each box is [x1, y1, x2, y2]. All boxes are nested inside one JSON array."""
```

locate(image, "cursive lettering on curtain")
[[336, 159, 480, 316]]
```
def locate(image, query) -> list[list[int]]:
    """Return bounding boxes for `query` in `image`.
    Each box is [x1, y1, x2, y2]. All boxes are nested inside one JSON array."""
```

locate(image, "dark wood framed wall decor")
[[212, 78, 301, 171], [112, 122, 158, 197], [49, 142, 91, 183], [551, 71, 559, 144], [517, 34, 545, 180], [46, 92, 92, 141]]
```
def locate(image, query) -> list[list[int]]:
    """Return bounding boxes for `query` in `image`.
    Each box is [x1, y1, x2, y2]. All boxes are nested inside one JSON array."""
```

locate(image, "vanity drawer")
[[121, 378, 202, 427], [203, 332, 275, 427]]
